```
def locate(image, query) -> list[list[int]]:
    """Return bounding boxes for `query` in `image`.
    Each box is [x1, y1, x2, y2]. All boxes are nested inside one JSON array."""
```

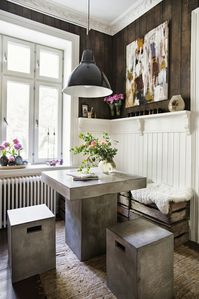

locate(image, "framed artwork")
[[126, 21, 169, 108], [82, 104, 88, 117]]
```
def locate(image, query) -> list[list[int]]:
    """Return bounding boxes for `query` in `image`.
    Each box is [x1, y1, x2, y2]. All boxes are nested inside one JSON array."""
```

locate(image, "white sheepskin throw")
[[131, 183, 193, 215]]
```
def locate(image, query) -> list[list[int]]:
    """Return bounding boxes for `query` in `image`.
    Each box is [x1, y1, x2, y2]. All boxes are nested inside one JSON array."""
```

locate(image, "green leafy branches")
[[70, 132, 118, 173]]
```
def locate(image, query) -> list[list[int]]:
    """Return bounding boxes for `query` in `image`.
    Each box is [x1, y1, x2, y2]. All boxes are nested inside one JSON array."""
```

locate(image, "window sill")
[[0, 164, 73, 178]]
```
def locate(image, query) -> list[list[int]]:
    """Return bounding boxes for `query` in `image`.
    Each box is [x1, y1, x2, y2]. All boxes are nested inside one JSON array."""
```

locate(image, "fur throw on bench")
[[131, 183, 193, 214]]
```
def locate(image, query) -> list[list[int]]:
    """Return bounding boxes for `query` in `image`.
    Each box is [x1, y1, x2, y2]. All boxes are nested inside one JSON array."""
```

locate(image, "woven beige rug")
[[40, 221, 199, 299]]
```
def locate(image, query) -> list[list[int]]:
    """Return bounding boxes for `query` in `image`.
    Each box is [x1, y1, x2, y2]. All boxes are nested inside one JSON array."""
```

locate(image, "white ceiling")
[[8, 0, 163, 35], [50, 0, 136, 24]]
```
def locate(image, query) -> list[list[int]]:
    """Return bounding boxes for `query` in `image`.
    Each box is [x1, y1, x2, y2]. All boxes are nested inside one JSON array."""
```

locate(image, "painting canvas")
[[126, 21, 168, 108]]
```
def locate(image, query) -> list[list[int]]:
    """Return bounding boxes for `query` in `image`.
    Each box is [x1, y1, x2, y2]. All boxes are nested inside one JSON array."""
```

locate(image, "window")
[[0, 35, 63, 163], [35, 83, 61, 162], [36, 45, 62, 81], [3, 36, 34, 77]]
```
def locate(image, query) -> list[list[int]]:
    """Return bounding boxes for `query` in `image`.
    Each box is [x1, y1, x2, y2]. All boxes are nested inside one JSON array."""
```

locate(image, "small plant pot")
[[15, 155, 23, 165], [0, 156, 8, 166], [8, 160, 16, 166]]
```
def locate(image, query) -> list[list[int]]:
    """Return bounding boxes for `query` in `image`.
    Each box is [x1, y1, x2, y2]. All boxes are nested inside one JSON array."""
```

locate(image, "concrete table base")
[[65, 194, 117, 261], [41, 169, 146, 261]]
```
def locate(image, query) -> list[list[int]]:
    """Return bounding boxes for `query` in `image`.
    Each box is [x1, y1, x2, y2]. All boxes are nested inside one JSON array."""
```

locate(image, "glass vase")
[[115, 100, 122, 116], [109, 103, 115, 117]]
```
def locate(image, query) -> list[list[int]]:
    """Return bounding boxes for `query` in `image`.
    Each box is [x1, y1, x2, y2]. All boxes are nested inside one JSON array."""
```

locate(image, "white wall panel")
[[111, 131, 190, 187], [191, 8, 199, 242], [78, 110, 196, 241]]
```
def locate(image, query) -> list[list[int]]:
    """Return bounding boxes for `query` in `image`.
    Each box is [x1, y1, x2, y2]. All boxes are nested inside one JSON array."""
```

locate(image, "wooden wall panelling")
[[22, 6, 32, 20], [78, 30, 112, 119], [170, 0, 182, 96], [188, 0, 199, 12], [31, 11, 44, 24], [181, 0, 190, 102], [139, 12, 147, 37], [181, 0, 198, 108], [112, 0, 199, 118]]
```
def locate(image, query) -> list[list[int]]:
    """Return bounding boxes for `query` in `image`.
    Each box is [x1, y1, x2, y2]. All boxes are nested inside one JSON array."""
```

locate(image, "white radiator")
[[0, 176, 57, 229]]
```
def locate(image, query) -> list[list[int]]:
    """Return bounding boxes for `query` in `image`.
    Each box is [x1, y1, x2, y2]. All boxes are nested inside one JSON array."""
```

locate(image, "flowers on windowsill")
[[0, 138, 24, 167], [104, 93, 124, 117], [71, 132, 118, 174]]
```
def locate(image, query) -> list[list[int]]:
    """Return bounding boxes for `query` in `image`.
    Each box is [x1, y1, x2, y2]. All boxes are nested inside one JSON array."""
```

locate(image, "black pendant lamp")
[[63, 0, 112, 98]]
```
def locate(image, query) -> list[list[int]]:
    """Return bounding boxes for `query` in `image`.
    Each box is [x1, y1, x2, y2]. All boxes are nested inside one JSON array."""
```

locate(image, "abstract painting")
[[126, 21, 168, 108]]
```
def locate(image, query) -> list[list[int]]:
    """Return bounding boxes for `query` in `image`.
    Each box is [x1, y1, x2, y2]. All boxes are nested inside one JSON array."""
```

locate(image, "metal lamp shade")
[[63, 49, 112, 98]]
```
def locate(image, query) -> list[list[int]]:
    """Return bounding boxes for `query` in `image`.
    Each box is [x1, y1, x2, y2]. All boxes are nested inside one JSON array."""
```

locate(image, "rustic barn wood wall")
[[112, 0, 199, 117]]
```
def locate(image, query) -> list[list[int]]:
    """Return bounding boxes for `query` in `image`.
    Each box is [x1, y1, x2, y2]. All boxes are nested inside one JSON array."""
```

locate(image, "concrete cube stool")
[[106, 217, 174, 299], [7, 204, 55, 283]]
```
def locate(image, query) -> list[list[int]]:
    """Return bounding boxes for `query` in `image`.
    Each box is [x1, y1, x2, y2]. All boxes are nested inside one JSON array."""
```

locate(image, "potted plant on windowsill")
[[0, 143, 9, 166], [0, 138, 24, 167], [71, 132, 118, 174]]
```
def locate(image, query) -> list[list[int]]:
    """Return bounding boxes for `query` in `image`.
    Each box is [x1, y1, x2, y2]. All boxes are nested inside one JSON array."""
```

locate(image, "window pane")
[[39, 49, 60, 79], [6, 81, 30, 159], [7, 41, 31, 74], [38, 86, 59, 159]]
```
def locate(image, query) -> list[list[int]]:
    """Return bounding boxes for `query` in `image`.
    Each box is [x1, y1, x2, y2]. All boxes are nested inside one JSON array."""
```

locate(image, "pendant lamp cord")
[[86, 0, 90, 48], [87, 0, 90, 35]]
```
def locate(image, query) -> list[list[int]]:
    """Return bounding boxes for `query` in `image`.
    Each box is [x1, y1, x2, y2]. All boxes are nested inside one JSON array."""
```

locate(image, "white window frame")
[[0, 35, 2, 73], [0, 10, 79, 166], [3, 35, 35, 79], [2, 75, 34, 162], [1, 36, 63, 163], [0, 35, 3, 141], [34, 81, 62, 163], [35, 45, 63, 83]]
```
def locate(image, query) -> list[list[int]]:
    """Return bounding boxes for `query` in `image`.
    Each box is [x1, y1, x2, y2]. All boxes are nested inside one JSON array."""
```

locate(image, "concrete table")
[[41, 169, 146, 261]]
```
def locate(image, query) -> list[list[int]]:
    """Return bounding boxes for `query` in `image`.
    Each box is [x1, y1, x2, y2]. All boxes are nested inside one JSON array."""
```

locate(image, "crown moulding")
[[7, 0, 163, 36]]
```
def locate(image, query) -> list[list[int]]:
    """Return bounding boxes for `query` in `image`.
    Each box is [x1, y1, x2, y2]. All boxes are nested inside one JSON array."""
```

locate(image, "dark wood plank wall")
[[112, 0, 199, 117], [0, 0, 112, 119], [0, 0, 199, 119]]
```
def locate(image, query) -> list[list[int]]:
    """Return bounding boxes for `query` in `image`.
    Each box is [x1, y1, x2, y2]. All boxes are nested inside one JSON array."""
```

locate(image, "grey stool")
[[106, 217, 174, 299], [7, 204, 55, 283]]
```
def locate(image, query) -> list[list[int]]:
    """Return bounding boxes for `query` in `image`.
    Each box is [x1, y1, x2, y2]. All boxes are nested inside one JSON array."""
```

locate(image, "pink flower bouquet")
[[104, 93, 124, 117]]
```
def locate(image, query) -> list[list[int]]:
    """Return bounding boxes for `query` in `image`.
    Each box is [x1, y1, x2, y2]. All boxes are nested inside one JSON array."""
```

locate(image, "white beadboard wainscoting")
[[191, 8, 199, 243], [78, 110, 199, 243]]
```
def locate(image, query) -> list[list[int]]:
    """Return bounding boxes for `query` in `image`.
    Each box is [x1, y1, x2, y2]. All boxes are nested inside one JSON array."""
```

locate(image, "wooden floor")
[[0, 228, 46, 299], [1, 220, 199, 299]]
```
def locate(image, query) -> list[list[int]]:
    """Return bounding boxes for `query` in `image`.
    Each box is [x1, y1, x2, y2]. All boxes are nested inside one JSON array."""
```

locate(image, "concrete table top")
[[41, 169, 146, 200]]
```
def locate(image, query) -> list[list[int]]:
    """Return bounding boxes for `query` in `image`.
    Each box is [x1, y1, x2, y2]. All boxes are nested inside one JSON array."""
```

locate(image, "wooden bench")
[[117, 187, 191, 247]]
